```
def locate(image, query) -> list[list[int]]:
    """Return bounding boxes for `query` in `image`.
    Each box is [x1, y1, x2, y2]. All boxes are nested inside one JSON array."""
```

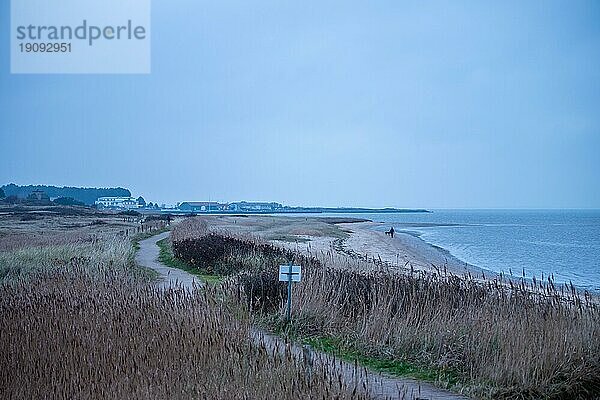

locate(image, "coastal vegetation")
[[171, 217, 600, 399], [157, 236, 224, 284], [3, 209, 598, 399], [0, 213, 365, 399]]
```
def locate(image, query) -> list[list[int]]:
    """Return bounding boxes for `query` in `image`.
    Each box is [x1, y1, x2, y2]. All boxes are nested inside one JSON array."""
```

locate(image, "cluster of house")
[[177, 201, 283, 213], [95, 197, 284, 213]]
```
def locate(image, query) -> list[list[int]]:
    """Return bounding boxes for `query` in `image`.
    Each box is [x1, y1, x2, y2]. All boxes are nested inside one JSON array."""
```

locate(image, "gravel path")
[[135, 232, 470, 400]]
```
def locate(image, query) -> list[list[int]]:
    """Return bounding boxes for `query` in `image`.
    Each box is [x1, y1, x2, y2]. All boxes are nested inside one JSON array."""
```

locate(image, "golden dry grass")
[[0, 267, 366, 399], [172, 218, 600, 399], [0, 214, 369, 399]]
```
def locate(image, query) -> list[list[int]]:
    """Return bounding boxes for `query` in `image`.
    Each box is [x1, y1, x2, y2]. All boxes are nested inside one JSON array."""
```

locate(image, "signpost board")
[[279, 265, 302, 282], [279, 263, 302, 321]]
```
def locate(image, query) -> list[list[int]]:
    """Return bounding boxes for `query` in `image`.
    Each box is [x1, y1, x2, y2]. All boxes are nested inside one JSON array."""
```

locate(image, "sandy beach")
[[197, 215, 483, 277], [337, 221, 482, 275]]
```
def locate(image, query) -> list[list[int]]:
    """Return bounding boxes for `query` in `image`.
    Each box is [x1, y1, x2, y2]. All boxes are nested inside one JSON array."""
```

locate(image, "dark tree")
[[0, 184, 131, 205], [5, 195, 20, 204], [137, 196, 146, 207], [0, 188, 5, 198]]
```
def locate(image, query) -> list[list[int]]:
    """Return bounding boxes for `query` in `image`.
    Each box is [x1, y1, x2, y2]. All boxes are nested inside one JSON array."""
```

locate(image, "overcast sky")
[[1, 1, 599, 208]]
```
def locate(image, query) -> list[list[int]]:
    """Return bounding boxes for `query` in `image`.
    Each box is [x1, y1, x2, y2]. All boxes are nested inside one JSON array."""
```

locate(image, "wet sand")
[[199, 215, 486, 276], [337, 221, 484, 276]]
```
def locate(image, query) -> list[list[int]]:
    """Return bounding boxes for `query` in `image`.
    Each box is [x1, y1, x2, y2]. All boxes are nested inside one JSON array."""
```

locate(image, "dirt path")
[[135, 232, 201, 290], [136, 232, 470, 400]]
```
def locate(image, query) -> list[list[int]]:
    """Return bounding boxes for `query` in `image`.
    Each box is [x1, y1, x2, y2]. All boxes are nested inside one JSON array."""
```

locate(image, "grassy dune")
[[0, 215, 367, 399], [171, 217, 600, 399]]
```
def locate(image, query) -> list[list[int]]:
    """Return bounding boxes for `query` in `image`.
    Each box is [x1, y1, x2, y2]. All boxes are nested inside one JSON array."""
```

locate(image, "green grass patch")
[[263, 321, 461, 389], [156, 237, 225, 284], [303, 336, 455, 384]]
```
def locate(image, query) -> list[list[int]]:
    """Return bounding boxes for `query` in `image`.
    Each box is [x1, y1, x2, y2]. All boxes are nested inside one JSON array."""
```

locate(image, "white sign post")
[[279, 263, 302, 321]]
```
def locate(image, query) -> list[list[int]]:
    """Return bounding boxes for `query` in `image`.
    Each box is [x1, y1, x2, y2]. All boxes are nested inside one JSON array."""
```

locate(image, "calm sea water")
[[315, 210, 600, 292]]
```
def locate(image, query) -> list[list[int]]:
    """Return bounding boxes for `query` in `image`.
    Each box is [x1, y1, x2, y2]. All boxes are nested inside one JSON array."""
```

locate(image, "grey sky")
[[1, 1, 599, 208]]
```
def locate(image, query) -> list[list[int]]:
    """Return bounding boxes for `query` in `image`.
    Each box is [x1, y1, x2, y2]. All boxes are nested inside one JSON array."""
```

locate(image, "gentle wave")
[[316, 210, 600, 291]]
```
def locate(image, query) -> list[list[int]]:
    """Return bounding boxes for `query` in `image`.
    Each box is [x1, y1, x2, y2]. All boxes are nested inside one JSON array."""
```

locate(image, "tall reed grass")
[[0, 237, 140, 282], [0, 229, 367, 399], [172, 219, 600, 399], [1, 268, 368, 398]]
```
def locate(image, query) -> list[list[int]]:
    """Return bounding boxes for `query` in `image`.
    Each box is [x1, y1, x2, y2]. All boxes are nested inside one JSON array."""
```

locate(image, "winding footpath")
[[135, 232, 470, 400], [136, 232, 201, 289]]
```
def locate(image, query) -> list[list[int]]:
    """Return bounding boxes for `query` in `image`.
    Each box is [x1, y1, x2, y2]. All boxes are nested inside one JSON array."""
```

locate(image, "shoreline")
[[192, 215, 597, 291], [195, 215, 488, 278], [340, 220, 599, 293], [336, 221, 489, 277]]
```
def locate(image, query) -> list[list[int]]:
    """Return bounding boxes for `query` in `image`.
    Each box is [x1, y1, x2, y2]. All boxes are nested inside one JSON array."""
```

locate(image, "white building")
[[95, 197, 140, 209]]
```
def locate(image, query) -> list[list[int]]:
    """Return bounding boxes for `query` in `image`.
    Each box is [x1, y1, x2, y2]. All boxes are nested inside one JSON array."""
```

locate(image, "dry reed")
[[172, 219, 600, 399], [0, 226, 368, 399]]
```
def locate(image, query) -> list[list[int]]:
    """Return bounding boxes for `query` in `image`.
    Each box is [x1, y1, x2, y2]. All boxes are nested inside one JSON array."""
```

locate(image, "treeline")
[[1, 184, 131, 205]]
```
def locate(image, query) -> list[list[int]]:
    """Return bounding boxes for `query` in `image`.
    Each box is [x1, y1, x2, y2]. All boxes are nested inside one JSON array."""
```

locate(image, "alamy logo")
[[11, 0, 151, 74]]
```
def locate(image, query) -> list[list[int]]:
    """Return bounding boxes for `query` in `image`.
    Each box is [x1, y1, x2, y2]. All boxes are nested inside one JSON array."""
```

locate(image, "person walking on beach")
[[390, 227, 395, 238]]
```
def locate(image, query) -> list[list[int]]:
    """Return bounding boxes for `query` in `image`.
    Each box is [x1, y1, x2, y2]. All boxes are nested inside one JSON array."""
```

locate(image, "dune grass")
[[170, 219, 600, 399], [0, 224, 367, 399], [0, 266, 367, 399]]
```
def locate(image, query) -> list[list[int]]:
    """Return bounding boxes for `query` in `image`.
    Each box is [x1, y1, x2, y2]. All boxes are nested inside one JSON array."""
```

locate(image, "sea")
[[313, 210, 600, 292]]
